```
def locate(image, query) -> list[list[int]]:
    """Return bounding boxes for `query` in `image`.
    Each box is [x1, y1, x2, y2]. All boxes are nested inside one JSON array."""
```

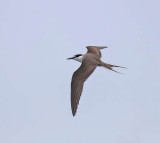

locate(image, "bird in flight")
[[67, 46, 126, 116]]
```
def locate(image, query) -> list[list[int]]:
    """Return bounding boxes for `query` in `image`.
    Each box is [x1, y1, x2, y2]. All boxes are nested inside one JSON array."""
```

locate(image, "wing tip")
[[86, 46, 108, 48], [72, 110, 76, 117]]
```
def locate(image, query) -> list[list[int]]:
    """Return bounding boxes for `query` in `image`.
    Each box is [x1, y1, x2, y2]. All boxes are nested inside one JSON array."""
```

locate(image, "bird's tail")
[[99, 61, 126, 74]]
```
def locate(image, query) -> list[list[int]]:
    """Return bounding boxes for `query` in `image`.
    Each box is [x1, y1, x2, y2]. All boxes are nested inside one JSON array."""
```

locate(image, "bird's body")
[[68, 46, 126, 116]]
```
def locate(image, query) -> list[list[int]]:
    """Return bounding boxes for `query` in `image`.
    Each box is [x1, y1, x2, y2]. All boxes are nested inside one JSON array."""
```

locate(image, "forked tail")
[[99, 61, 127, 74]]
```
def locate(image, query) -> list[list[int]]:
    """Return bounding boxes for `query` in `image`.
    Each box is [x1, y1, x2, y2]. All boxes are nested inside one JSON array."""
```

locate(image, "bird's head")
[[67, 54, 83, 63]]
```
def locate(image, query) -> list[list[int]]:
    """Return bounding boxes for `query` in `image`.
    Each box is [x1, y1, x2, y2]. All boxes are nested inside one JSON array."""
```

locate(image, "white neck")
[[74, 55, 83, 63]]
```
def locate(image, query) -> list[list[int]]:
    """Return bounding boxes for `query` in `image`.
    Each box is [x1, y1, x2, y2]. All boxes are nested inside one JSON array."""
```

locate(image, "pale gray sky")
[[0, 0, 160, 143]]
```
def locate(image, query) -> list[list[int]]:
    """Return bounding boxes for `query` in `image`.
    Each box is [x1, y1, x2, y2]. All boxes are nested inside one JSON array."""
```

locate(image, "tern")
[[68, 46, 126, 116]]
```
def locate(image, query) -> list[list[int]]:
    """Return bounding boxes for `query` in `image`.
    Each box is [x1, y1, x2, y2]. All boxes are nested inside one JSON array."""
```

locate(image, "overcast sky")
[[0, 0, 160, 143]]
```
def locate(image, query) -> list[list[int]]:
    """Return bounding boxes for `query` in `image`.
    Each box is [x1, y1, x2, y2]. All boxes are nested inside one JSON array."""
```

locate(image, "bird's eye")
[[75, 54, 82, 57]]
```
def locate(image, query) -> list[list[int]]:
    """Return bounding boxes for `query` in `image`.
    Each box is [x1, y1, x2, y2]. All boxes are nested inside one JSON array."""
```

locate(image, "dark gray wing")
[[86, 46, 107, 58], [71, 59, 97, 116]]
